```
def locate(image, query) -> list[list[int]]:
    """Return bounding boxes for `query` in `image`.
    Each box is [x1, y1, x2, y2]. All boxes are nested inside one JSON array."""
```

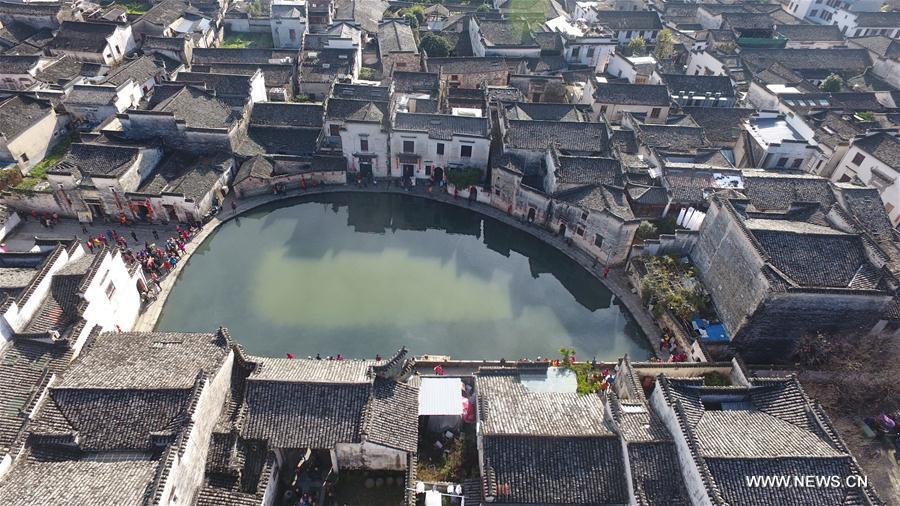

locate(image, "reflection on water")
[[156, 193, 650, 360]]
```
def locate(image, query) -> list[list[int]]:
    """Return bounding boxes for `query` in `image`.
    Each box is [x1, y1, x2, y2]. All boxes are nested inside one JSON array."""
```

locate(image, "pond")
[[155, 193, 651, 360]]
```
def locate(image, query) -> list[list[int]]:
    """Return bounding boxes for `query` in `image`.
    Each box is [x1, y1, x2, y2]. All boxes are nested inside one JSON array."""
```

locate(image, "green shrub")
[[445, 167, 481, 187]]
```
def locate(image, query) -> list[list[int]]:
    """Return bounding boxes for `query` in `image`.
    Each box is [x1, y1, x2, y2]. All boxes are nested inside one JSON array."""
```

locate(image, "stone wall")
[[736, 290, 891, 363], [689, 199, 768, 338], [335, 442, 407, 471]]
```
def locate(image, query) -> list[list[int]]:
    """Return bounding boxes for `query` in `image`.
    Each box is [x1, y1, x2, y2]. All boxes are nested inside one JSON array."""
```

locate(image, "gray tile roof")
[[34, 55, 104, 85], [505, 120, 610, 153], [136, 152, 230, 201], [553, 155, 622, 188], [0, 95, 53, 141], [595, 83, 670, 106], [628, 442, 691, 506], [740, 48, 872, 75], [234, 155, 274, 184], [740, 172, 836, 211], [0, 339, 72, 455], [64, 84, 118, 106], [704, 456, 862, 506], [849, 35, 900, 59], [362, 378, 419, 452], [482, 435, 629, 505], [0, 448, 161, 506], [557, 184, 636, 220], [35, 388, 193, 451], [174, 71, 254, 106], [150, 84, 239, 129], [476, 20, 538, 47], [192, 48, 296, 65], [378, 19, 418, 54], [250, 102, 324, 128], [0, 54, 39, 74], [334, 0, 388, 33], [241, 355, 418, 451], [57, 331, 229, 390], [394, 112, 489, 139], [427, 56, 508, 74], [853, 10, 900, 28], [662, 73, 735, 97], [243, 125, 321, 156], [747, 223, 883, 290], [476, 369, 613, 437], [634, 124, 710, 151], [657, 377, 879, 506], [503, 101, 590, 122], [595, 10, 662, 30], [326, 98, 387, 123], [695, 410, 843, 458], [853, 131, 900, 168], [48, 21, 118, 53], [191, 62, 293, 87], [250, 357, 374, 382], [775, 23, 844, 41], [47, 143, 140, 178], [102, 55, 161, 86]]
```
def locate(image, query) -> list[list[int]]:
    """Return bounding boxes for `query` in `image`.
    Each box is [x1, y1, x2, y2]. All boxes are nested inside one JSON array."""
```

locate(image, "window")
[[576, 227, 585, 236], [360, 138, 368, 152], [403, 140, 414, 153], [436, 143, 445, 155], [599, 105, 608, 114], [581, 211, 588, 220], [810, 9, 819, 15], [649, 107, 661, 118], [594, 234, 603, 248], [586, 47, 594, 57], [625, 30, 632, 38], [776, 157, 789, 167], [450, 74, 459, 81], [289, 29, 296, 40], [329, 124, 340, 136], [114, 45, 121, 56], [20, 153, 28, 162], [571, 46, 580, 58], [105, 281, 116, 299], [851, 152, 866, 166], [855, 29, 861, 37], [460, 145, 472, 158], [886, 202, 895, 215], [791, 158, 803, 169], [425, 166, 432, 176]]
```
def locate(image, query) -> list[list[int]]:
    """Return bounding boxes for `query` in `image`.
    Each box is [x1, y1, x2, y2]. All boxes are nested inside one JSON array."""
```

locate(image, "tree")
[[406, 4, 426, 24], [635, 221, 658, 241], [654, 28, 674, 60], [403, 12, 419, 28], [819, 73, 843, 92], [542, 81, 567, 102], [420, 32, 452, 57], [476, 2, 491, 11], [624, 36, 647, 57]]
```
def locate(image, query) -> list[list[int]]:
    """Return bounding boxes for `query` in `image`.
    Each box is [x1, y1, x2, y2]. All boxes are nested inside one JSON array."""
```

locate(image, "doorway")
[[527, 207, 536, 222]]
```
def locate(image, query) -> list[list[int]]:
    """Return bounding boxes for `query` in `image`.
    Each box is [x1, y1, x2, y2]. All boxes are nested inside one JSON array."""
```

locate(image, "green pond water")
[[155, 193, 651, 360]]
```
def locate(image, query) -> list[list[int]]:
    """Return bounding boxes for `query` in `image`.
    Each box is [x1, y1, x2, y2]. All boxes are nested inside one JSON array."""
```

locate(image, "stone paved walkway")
[[7, 183, 666, 357]]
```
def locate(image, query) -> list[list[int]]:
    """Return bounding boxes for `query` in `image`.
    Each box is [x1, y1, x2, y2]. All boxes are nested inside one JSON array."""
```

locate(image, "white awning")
[[418, 377, 464, 416]]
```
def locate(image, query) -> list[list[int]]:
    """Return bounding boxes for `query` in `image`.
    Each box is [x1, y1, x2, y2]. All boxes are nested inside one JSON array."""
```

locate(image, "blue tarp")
[[692, 318, 730, 341]]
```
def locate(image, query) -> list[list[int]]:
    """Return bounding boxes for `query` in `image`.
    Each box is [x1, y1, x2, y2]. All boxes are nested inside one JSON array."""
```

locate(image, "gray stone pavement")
[[5, 216, 181, 252]]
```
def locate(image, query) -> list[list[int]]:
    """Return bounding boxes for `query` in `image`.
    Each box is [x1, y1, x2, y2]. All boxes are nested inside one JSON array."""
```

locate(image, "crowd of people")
[[84, 223, 202, 302]]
